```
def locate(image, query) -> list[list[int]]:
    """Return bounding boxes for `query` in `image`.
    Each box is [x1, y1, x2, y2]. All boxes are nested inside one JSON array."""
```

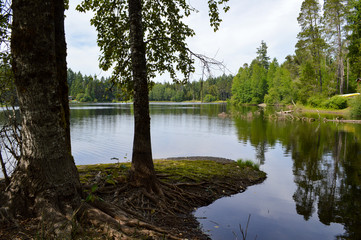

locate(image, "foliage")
[[231, 45, 295, 106], [203, 94, 216, 103], [323, 0, 348, 94], [256, 40, 270, 70], [307, 95, 325, 107], [77, 0, 229, 92], [67, 68, 126, 102], [349, 95, 361, 118], [69, 69, 233, 103], [307, 95, 348, 109], [231, 0, 360, 108], [237, 159, 260, 171], [347, 0, 361, 78], [149, 74, 233, 102], [322, 95, 348, 109]]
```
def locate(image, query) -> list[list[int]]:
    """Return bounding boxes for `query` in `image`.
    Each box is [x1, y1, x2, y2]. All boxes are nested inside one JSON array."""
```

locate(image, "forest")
[[67, 0, 361, 118], [67, 68, 232, 103], [231, 0, 361, 113]]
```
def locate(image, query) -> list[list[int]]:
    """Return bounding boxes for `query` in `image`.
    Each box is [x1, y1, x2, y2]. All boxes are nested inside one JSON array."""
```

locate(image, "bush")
[[350, 96, 361, 118], [264, 88, 280, 105], [307, 95, 348, 109], [237, 159, 259, 170], [307, 96, 324, 108], [203, 94, 216, 102], [322, 96, 348, 109]]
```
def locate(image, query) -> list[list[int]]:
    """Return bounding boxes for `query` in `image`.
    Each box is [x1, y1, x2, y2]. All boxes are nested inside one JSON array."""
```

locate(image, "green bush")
[[307, 95, 348, 109], [203, 94, 216, 102], [307, 96, 324, 108], [322, 96, 348, 109], [237, 159, 259, 170], [350, 96, 361, 118]]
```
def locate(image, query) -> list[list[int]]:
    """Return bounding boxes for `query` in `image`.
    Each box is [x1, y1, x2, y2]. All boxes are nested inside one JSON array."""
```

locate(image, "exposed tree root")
[[1, 160, 266, 239], [81, 172, 264, 239]]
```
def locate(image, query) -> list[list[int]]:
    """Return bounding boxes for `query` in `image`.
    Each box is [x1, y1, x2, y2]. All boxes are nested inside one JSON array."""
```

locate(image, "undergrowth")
[[350, 95, 361, 118], [237, 159, 260, 171]]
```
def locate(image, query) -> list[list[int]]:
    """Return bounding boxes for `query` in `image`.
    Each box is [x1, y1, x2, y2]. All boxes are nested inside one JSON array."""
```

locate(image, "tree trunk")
[[337, 22, 345, 94], [347, 57, 349, 93], [8, 0, 81, 236], [128, 0, 159, 193]]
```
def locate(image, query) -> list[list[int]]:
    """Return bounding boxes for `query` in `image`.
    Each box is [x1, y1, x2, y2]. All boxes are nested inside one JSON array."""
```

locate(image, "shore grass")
[[77, 158, 266, 185]]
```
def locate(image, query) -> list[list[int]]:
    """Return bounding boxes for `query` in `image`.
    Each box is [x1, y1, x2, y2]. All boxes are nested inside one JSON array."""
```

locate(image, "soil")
[[0, 157, 266, 240]]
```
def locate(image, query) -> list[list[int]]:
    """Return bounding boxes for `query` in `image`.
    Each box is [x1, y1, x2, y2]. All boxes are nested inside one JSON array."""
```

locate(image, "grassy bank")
[[75, 158, 266, 239]]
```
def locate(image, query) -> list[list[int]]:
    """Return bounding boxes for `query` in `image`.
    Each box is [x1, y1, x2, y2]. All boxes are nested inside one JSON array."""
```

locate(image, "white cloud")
[[65, 0, 112, 77], [65, 0, 303, 80]]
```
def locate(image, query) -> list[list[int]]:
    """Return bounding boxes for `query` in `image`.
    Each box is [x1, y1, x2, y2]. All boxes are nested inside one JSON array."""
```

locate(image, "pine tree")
[[323, 0, 348, 93], [256, 40, 271, 70], [347, 0, 361, 81], [296, 0, 326, 93]]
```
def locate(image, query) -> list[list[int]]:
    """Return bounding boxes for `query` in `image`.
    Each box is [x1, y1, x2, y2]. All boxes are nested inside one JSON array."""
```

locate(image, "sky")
[[64, 0, 303, 82]]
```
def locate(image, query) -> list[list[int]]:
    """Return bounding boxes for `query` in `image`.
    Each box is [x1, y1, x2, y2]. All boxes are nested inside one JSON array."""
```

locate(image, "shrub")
[[237, 159, 259, 170], [307, 96, 324, 108], [203, 94, 216, 102], [307, 95, 348, 109], [350, 96, 361, 118], [322, 96, 348, 109]]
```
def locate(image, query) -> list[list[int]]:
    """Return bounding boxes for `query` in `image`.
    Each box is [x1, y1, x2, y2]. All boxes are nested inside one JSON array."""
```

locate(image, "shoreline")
[[1, 157, 266, 239]]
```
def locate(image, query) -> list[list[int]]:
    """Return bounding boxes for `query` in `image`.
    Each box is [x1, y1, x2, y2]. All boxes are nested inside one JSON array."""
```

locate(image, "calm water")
[[69, 103, 361, 240], [3, 103, 360, 239]]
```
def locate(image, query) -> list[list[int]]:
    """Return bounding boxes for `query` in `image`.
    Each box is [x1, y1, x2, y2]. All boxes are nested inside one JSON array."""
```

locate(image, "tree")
[[347, 0, 361, 80], [3, 0, 82, 237], [296, 0, 326, 93], [256, 40, 270, 70], [77, 0, 229, 190], [250, 61, 267, 103], [323, 0, 348, 94]]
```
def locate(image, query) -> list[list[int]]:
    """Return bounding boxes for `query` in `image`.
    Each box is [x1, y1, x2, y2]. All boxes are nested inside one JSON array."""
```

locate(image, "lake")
[[3, 102, 361, 239], [69, 102, 361, 240]]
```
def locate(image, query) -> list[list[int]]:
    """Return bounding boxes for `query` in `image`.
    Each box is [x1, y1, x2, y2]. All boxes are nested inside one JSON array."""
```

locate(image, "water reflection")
[[69, 103, 251, 165], [3, 103, 360, 239], [196, 108, 361, 239]]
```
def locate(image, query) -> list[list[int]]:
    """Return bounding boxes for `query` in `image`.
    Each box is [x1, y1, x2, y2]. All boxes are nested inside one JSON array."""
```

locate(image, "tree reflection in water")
[[233, 108, 361, 239]]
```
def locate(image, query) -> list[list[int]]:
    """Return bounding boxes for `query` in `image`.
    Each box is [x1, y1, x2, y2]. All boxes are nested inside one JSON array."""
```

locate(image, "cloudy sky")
[[64, 0, 303, 82]]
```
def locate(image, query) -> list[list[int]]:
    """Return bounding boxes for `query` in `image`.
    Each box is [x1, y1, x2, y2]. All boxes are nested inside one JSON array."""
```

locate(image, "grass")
[[237, 159, 260, 171], [77, 158, 266, 185]]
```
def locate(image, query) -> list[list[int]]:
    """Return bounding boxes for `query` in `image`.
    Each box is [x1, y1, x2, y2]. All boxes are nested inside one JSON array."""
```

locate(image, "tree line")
[[231, 0, 361, 109], [68, 68, 233, 103], [67, 68, 125, 102], [149, 74, 233, 102]]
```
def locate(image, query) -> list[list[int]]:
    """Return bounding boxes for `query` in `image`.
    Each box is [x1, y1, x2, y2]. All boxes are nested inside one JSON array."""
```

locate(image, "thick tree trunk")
[[128, 0, 159, 193], [8, 0, 81, 236]]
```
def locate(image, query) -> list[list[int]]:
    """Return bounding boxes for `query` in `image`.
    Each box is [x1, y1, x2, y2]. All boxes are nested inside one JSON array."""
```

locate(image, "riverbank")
[[297, 105, 349, 116], [0, 157, 266, 239]]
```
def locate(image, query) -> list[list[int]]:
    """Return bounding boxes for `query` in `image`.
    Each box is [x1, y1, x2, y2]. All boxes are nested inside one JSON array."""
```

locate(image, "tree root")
[[1, 161, 265, 239], [79, 201, 182, 240]]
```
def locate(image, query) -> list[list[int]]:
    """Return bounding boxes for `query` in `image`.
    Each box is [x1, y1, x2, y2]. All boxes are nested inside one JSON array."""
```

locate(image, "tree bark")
[[8, 0, 81, 235], [128, 0, 159, 193]]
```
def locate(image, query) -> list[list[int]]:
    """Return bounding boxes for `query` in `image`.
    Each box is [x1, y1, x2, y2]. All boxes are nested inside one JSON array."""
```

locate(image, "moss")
[[77, 163, 131, 184], [77, 159, 266, 185], [153, 159, 265, 183]]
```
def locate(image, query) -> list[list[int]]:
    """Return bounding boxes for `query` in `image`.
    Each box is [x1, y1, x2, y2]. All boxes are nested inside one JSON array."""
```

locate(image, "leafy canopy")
[[77, 0, 229, 93]]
